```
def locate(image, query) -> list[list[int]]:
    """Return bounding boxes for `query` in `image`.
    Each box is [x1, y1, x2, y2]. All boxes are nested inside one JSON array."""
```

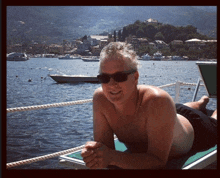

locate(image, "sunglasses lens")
[[97, 74, 110, 83], [97, 70, 135, 83], [113, 73, 127, 82]]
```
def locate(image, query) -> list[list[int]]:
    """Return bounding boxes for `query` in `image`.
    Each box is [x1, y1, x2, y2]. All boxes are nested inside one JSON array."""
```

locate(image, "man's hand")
[[81, 141, 113, 169]]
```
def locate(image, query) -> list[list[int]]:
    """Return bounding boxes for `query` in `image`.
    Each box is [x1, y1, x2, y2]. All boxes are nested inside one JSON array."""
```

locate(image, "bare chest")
[[107, 111, 149, 152]]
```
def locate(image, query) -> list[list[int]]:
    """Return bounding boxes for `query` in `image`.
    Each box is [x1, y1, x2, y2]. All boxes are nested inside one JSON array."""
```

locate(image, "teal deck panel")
[[60, 139, 217, 169]]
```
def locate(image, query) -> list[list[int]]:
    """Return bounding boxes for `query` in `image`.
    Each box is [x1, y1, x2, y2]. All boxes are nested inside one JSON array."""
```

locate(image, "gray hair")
[[99, 42, 139, 73]]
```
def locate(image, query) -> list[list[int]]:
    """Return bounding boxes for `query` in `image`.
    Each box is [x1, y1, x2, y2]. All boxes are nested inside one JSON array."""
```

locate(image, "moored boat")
[[43, 54, 56, 58], [171, 56, 184, 61], [50, 74, 100, 84], [152, 51, 163, 60], [82, 56, 100, 62], [140, 53, 151, 60], [7, 52, 29, 61], [58, 54, 81, 60]]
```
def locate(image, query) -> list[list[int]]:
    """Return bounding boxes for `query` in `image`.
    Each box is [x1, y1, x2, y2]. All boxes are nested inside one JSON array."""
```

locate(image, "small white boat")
[[171, 56, 184, 61], [82, 56, 100, 62], [140, 53, 151, 60], [43, 54, 55, 58], [72, 56, 82, 60], [152, 51, 163, 60], [50, 74, 100, 84], [58, 54, 81, 60], [161, 56, 172, 61], [7, 52, 29, 61], [183, 56, 189, 60]]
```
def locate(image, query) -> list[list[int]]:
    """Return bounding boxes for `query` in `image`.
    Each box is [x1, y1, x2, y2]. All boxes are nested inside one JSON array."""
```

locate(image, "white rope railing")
[[7, 144, 85, 169], [157, 82, 203, 103], [158, 81, 203, 88], [7, 99, 93, 113], [6, 81, 204, 168], [158, 83, 176, 88], [179, 82, 204, 86]]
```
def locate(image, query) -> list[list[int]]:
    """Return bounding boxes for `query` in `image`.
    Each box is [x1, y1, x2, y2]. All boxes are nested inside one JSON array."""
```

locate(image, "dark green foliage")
[[154, 32, 165, 41], [120, 20, 216, 59], [120, 22, 214, 43]]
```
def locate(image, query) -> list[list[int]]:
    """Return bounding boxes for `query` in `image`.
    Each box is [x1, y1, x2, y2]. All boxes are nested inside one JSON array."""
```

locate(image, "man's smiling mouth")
[[110, 91, 122, 95]]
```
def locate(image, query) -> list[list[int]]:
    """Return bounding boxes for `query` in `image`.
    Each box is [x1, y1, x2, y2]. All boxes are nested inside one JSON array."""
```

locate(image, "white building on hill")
[[144, 18, 159, 25], [154, 40, 169, 49], [87, 35, 109, 46]]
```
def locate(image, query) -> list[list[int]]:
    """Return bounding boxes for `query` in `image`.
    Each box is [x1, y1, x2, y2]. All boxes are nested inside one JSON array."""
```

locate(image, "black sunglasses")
[[97, 70, 136, 84]]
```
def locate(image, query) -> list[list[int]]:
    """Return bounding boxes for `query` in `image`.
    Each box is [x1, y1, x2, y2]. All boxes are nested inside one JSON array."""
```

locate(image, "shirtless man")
[[81, 42, 217, 169]]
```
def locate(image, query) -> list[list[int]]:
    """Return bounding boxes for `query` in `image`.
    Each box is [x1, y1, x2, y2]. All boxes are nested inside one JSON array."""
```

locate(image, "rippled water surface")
[[6, 58, 216, 169]]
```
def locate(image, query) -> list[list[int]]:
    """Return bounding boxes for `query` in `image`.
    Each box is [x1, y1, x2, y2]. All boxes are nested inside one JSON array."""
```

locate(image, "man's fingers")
[[83, 152, 97, 163], [90, 163, 99, 169], [85, 141, 102, 149], [81, 148, 94, 157], [85, 157, 98, 169]]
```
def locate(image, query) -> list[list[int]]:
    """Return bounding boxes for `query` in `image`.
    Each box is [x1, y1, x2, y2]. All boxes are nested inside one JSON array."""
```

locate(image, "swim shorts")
[[175, 103, 217, 153]]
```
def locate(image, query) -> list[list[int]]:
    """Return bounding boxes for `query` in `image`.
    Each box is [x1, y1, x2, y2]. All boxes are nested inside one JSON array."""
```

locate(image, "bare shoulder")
[[93, 87, 104, 100], [138, 85, 173, 102], [138, 85, 175, 116], [93, 87, 112, 110], [93, 87, 108, 101]]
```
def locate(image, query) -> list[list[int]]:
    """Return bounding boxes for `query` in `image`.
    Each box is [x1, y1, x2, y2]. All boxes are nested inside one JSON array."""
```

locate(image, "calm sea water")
[[6, 58, 216, 169]]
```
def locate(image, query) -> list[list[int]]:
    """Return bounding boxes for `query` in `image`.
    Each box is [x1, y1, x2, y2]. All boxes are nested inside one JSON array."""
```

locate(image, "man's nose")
[[108, 77, 118, 86]]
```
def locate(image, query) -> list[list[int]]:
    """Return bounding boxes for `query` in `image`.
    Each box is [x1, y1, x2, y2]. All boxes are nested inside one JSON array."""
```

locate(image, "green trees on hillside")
[[120, 21, 211, 44], [118, 20, 216, 59]]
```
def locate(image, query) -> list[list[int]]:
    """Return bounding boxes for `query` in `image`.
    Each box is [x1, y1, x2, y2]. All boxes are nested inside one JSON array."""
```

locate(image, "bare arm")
[[81, 88, 115, 169], [93, 88, 115, 149]]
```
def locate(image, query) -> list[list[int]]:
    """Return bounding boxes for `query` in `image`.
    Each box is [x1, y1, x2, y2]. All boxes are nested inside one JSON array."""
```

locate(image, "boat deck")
[[204, 161, 217, 169]]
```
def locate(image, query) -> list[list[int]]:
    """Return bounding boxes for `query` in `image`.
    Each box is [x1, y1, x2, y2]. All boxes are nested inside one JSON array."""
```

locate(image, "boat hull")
[[82, 57, 100, 62], [50, 75, 100, 84], [7, 57, 29, 61], [82, 59, 99, 62], [59, 57, 81, 60]]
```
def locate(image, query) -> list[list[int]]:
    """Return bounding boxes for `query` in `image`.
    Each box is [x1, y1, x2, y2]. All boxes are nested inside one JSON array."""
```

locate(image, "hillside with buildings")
[[7, 17, 217, 60], [7, 6, 217, 60]]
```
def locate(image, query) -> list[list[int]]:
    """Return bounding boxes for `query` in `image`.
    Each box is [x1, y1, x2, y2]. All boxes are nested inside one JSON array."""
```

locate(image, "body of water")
[[6, 58, 216, 169]]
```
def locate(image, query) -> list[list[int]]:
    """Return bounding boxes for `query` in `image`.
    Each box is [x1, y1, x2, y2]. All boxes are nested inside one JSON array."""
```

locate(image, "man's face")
[[100, 58, 139, 105]]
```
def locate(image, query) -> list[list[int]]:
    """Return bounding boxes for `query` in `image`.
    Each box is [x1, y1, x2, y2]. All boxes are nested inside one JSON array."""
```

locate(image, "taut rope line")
[[7, 145, 85, 169], [7, 99, 93, 113], [159, 82, 202, 88]]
